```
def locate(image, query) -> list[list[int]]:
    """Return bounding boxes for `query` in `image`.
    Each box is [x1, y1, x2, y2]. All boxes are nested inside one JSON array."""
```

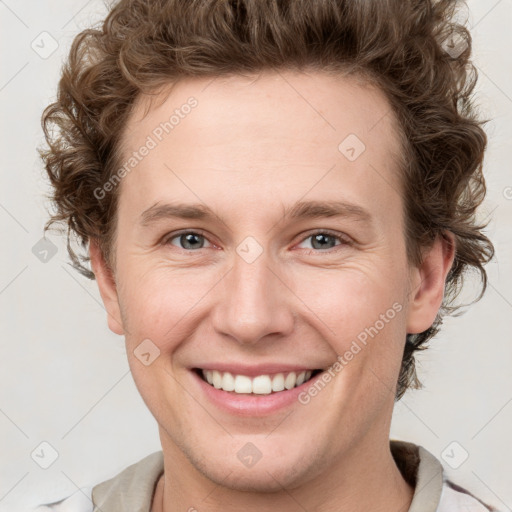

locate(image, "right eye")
[[163, 230, 214, 251]]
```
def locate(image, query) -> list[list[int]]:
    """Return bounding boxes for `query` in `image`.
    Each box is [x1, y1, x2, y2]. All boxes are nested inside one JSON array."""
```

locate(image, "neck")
[[153, 433, 414, 512]]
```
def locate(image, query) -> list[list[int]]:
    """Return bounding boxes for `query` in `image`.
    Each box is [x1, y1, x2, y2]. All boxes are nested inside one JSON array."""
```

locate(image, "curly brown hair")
[[40, 0, 494, 401]]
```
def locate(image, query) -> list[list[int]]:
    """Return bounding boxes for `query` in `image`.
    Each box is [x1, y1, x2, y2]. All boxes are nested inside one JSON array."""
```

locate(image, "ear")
[[406, 232, 456, 334], [89, 238, 125, 335]]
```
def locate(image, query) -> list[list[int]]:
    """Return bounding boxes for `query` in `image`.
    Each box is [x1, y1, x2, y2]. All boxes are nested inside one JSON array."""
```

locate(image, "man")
[[35, 0, 496, 510]]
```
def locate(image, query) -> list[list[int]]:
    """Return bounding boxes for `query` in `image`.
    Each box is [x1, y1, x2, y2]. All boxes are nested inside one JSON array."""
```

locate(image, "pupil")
[[312, 233, 334, 250], [182, 233, 203, 249]]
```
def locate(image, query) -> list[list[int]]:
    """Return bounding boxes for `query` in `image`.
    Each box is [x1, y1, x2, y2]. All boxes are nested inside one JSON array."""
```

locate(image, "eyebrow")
[[139, 200, 373, 227]]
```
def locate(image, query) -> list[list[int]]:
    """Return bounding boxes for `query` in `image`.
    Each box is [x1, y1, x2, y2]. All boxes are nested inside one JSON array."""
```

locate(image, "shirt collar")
[[390, 439, 444, 512]]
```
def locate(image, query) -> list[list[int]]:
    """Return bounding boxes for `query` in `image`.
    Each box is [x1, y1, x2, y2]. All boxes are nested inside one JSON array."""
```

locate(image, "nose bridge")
[[212, 239, 294, 345]]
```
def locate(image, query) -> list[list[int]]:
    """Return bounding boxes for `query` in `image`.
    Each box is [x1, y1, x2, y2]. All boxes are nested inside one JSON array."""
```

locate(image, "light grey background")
[[0, 1, 511, 510]]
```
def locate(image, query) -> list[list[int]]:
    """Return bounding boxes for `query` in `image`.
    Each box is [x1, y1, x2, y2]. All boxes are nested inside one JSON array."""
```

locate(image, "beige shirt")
[[33, 440, 496, 512]]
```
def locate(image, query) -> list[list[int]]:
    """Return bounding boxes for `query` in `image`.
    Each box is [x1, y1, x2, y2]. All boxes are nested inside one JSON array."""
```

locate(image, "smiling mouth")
[[194, 368, 323, 394]]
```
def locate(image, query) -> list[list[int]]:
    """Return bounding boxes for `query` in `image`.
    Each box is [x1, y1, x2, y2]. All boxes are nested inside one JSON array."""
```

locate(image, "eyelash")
[[161, 229, 351, 255]]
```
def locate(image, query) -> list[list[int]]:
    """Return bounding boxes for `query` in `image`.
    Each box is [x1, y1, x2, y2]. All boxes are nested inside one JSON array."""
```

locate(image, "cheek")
[[291, 265, 408, 392], [118, 263, 217, 350], [292, 264, 406, 339]]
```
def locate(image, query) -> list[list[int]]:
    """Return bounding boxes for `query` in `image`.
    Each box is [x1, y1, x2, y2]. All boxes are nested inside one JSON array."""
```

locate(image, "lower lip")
[[190, 370, 323, 416]]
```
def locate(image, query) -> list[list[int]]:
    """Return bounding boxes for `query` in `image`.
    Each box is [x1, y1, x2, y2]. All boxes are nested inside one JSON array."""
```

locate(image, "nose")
[[210, 245, 295, 346]]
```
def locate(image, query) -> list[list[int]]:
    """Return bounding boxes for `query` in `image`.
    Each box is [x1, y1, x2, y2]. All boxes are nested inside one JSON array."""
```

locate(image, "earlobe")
[[406, 232, 456, 335], [89, 239, 125, 335]]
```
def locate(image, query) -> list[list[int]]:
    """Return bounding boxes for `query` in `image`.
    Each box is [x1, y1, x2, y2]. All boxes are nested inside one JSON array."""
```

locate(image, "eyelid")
[[162, 228, 352, 252], [298, 228, 350, 242], [295, 229, 352, 252], [161, 228, 215, 248]]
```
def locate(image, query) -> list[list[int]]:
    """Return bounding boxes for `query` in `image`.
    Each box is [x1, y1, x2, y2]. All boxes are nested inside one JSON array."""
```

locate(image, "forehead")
[[117, 70, 405, 220]]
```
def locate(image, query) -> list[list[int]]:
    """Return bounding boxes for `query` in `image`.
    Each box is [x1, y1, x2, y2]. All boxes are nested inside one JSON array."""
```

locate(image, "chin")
[[201, 464, 304, 493], [189, 445, 322, 493]]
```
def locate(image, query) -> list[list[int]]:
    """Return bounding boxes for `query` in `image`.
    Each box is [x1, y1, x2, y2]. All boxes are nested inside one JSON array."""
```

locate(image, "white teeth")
[[284, 372, 296, 390], [234, 375, 252, 393], [212, 370, 222, 389], [221, 372, 235, 391], [252, 375, 272, 395], [272, 373, 285, 392], [201, 369, 317, 394]]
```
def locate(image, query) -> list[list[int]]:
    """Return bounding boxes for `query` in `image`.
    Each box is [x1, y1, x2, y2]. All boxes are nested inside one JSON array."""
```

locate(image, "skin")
[[90, 70, 455, 512]]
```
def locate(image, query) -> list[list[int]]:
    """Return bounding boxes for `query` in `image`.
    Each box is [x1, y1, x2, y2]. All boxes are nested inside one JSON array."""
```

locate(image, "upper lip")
[[191, 363, 325, 377]]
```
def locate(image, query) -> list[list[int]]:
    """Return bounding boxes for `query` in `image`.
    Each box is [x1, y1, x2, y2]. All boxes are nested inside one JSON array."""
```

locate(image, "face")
[[92, 70, 450, 491]]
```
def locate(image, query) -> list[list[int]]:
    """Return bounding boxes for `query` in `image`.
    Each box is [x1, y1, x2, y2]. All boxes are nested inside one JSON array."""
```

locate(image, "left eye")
[[296, 231, 347, 252], [164, 230, 347, 252]]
